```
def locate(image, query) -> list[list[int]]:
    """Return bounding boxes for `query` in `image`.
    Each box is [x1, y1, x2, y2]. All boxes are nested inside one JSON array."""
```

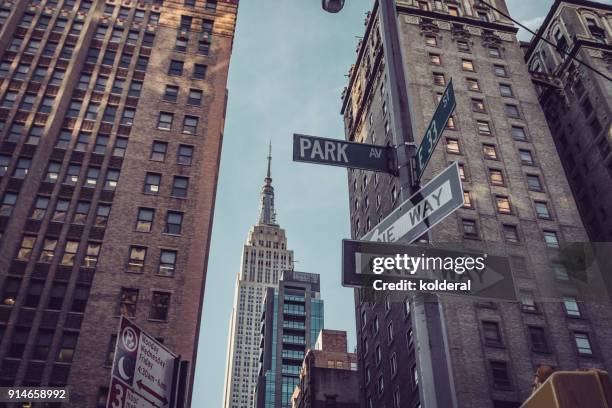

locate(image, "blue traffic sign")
[[415, 80, 456, 181]]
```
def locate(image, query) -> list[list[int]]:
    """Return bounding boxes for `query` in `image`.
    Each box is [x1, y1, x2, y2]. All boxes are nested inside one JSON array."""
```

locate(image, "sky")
[[191, 0, 600, 406]]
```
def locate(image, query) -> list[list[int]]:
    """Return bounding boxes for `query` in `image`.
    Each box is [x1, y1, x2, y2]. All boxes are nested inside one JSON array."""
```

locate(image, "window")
[[26, 284, 46, 309], [169, 60, 184, 76], [188, 89, 203, 105], [129, 81, 143, 97], [496, 196, 511, 214], [471, 98, 486, 113], [157, 112, 173, 130], [85, 102, 100, 120], [458, 164, 467, 181], [136, 56, 149, 71], [467, 78, 480, 91], [175, 38, 188, 53], [63, 164, 81, 185], [39, 96, 54, 115], [433, 72, 446, 86], [457, 40, 470, 52], [148, 141, 167, 162], [83, 242, 100, 268], [489, 169, 504, 186], [505, 104, 520, 118], [57, 332, 77, 362], [119, 288, 138, 317], [73, 201, 90, 224], [490, 361, 511, 388], [14, 64, 30, 81], [8, 328, 29, 358], [52, 199, 70, 222], [478, 11, 489, 22], [574, 332, 593, 355], [144, 173, 161, 194], [483, 144, 498, 160], [526, 174, 543, 191], [446, 138, 460, 154], [377, 376, 384, 395], [182, 116, 198, 134], [158, 250, 177, 276], [0, 192, 17, 216], [134, 208, 155, 233], [95, 204, 111, 227], [121, 108, 135, 125], [429, 53, 441, 65], [55, 130, 71, 150], [118, 53, 132, 69], [461, 191, 473, 209], [111, 78, 124, 94], [32, 67, 47, 82], [39, 238, 57, 263], [511, 126, 527, 141], [563, 297, 581, 317], [66, 100, 82, 117], [2, 276, 21, 306], [0, 154, 9, 175], [164, 85, 179, 102], [483, 321, 502, 346], [7, 123, 24, 141], [552, 262, 569, 281], [462, 59, 474, 71], [32, 329, 54, 360], [104, 169, 120, 190], [519, 150, 534, 165], [178, 145, 193, 165], [528, 326, 549, 352], [102, 50, 116, 66], [75, 132, 90, 151], [425, 35, 437, 47], [535, 201, 551, 219], [500, 84, 513, 97], [2, 91, 18, 107], [503, 225, 519, 243], [488, 47, 501, 58], [543, 231, 559, 248], [60, 240, 79, 266], [86, 48, 100, 64], [494, 65, 507, 77], [477, 120, 492, 136], [462, 219, 478, 237], [94, 26, 107, 39], [165, 212, 183, 234], [13, 158, 31, 178], [113, 137, 128, 157], [71, 285, 89, 313], [448, 5, 459, 16], [127, 246, 146, 272], [93, 135, 109, 154], [150, 291, 171, 320], [520, 290, 536, 312], [205, 0, 217, 12], [193, 64, 207, 80]]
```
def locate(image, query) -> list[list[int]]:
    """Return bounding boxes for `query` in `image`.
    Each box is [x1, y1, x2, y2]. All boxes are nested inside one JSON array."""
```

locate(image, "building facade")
[[223, 152, 296, 408], [0, 0, 238, 406], [341, 1, 612, 407], [291, 330, 359, 408], [254, 270, 324, 408], [524, 0, 612, 242]]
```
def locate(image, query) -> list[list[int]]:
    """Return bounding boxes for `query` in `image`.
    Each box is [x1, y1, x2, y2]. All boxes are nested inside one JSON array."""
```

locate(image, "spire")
[[258, 142, 277, 226]]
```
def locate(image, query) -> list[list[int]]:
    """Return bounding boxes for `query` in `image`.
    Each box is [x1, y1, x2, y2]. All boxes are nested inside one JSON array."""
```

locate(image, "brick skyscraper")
[[0, 0, 238, 406], [524, 0, 612, 242], [341, 1, 612, 407]]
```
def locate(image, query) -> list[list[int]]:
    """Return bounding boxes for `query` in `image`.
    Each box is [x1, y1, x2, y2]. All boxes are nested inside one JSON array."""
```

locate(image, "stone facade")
[[341, 1, 612, 407], [524, 0, 612, 242], [0, 0, 237, 406]]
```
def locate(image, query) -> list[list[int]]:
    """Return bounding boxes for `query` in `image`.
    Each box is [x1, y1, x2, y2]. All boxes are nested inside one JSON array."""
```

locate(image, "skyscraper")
[[255, 269, 324, 408], [223, 147, 295, 408], [341, 1, 612, 407], [523, 0, 612, 242], [0, 0, 238, 406]]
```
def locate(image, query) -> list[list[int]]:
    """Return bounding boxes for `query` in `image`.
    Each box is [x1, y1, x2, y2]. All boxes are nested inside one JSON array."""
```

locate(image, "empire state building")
[[223, 146, 294, 408]]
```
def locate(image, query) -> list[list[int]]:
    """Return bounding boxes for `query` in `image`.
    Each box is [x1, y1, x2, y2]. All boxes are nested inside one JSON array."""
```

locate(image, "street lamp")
[[321, 0, 344, 13]]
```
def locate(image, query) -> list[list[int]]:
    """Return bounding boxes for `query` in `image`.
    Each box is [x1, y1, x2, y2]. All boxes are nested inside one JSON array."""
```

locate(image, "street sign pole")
[[377, 1, 457, 407]]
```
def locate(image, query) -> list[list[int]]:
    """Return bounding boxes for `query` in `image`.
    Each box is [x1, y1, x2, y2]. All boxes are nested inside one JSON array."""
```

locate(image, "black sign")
[[293, 133, 395, 174]]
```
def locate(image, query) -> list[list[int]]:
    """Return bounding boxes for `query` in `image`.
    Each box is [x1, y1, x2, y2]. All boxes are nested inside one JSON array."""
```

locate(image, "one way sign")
[[293, 133, 395, 174], [363, 162, 464, 244]]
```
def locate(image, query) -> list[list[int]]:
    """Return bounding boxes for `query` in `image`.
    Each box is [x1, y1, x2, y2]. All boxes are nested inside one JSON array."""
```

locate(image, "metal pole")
[[377, 1, 456, 407]]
